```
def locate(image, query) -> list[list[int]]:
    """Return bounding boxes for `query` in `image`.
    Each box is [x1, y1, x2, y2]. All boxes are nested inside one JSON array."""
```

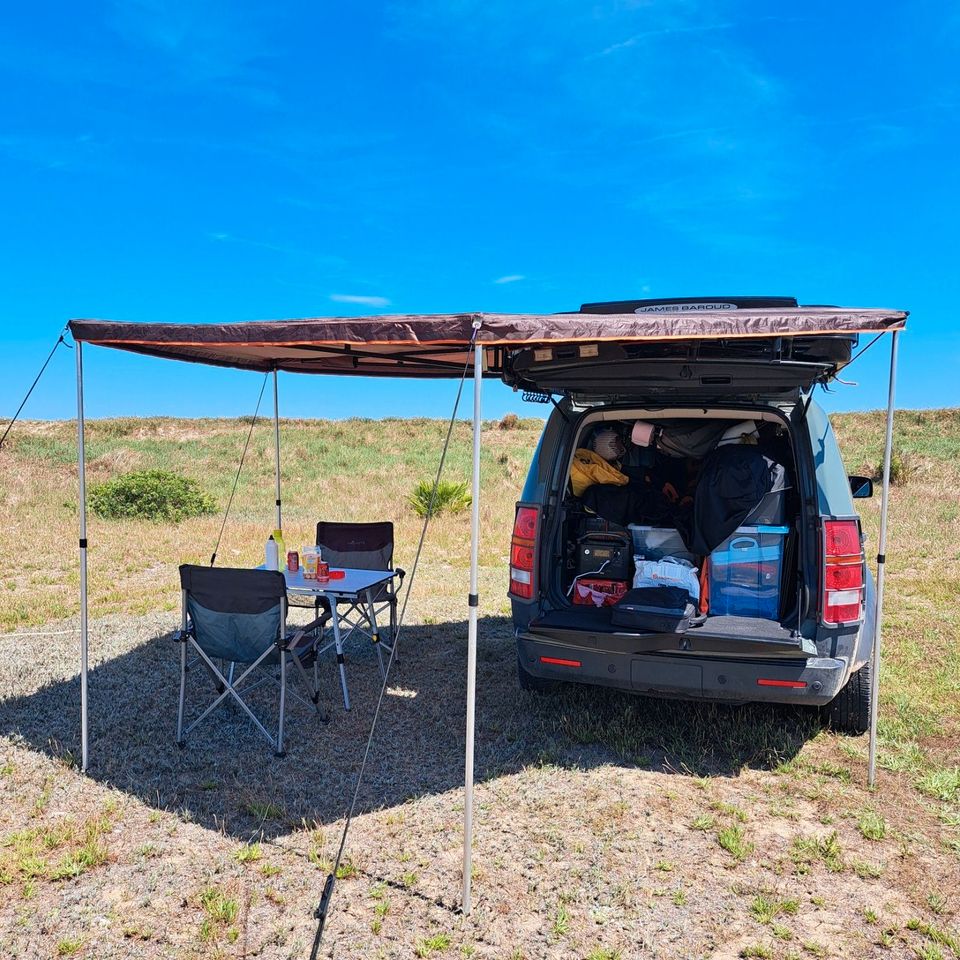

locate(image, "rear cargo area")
[[548, 409, 805, 646]]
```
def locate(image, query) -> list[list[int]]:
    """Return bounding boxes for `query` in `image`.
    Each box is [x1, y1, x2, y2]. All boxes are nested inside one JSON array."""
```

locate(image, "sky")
[[1, 0, 958, 422]]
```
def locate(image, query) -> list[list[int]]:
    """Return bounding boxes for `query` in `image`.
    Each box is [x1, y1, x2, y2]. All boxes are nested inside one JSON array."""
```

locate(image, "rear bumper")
[[517, 633, 850, 706]]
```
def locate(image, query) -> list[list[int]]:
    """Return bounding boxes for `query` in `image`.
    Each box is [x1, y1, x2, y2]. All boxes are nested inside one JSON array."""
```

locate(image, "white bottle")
[[265, 534, 279, 571]]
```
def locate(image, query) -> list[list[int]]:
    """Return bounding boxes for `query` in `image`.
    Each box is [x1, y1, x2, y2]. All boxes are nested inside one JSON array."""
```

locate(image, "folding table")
[[264, 566, 397, 710]]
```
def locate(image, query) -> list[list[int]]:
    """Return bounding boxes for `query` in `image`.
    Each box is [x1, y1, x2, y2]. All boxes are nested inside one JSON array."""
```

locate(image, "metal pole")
[[868, 330, 899, 787], [273, 369, 282, 532], [462, 341, 482, 914], [75, 340, 89, 772]]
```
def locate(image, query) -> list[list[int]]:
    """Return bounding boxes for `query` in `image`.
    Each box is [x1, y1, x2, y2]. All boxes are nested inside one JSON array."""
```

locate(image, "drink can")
[[287, 551, 299, 572], [317, 560, 330, 583]]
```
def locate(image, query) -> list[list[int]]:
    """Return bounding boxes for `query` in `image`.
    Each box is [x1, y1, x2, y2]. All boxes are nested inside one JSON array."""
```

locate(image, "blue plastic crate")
[[708, 525, 789, 619]]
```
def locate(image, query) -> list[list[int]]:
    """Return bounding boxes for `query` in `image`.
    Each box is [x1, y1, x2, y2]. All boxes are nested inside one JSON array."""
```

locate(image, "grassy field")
[[0, 408, 959, 959]]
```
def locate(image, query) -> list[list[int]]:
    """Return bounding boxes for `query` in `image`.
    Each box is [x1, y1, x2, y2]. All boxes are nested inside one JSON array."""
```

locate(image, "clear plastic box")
[[708, 525, 789, 619], [628, 525, 697, 563]]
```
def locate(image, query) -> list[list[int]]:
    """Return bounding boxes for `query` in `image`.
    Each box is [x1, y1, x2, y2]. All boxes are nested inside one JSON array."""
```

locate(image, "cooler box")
[[708, 525, 789, 619], [628, 525, 697, 563]]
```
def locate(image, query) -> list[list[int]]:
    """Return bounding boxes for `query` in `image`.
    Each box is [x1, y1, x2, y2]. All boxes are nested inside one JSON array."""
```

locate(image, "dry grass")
[[0, 415, 540, 631], [0, 408, 958, 958]]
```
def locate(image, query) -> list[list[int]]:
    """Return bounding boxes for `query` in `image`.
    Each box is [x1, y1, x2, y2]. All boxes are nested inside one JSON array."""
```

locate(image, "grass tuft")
[[718, 825, 754, 862], [235, 842, 262, 864], [415, 932, 452, 957], [857, 809, 887, 841], [750, 894, 799, 925]]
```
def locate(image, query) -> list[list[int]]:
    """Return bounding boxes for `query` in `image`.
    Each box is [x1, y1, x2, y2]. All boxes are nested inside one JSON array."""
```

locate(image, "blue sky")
[[1, 0, 957, 421]]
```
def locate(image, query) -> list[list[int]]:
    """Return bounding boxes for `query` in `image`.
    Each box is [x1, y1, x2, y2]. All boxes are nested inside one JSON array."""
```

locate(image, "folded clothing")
[[633, 556, 700, 601]]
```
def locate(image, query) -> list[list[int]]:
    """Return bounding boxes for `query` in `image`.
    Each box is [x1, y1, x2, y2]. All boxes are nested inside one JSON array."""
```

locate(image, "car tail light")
[[821, 519, 865, 625], [509, 505, 540, 600]]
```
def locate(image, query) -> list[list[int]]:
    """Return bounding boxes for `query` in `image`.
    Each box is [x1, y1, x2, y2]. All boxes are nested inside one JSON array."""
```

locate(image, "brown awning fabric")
[[68, 308, 907, 379]]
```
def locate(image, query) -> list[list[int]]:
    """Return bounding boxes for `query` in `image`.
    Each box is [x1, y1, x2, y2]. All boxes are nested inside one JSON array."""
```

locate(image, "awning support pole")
[[273, 370, 282, 532], [462, 340, 482, 914], [868, 330, 900, 787], [75, 340, 89, 773]]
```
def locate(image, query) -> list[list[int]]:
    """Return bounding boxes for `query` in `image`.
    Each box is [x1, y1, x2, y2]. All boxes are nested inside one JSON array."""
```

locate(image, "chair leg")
[[390, 597, 400, 664], [289, 648, 326, 719], [182, 642, 278, 749], [176, 638, 187, 746], [276, 650, 287, 758]]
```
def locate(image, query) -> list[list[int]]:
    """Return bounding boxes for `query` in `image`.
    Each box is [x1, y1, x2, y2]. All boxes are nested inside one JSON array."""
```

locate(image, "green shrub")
[[408, 479, 471, 518], [90, 470, 216, 522]]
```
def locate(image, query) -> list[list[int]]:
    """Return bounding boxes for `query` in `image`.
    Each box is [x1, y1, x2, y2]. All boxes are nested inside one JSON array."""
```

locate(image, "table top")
[[257, 565, 396, 597]]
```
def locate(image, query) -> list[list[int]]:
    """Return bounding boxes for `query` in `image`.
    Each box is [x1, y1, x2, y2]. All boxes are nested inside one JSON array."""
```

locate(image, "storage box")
[[628, 525, 697, 563], [571, 577, 629, 607], [708, 525, 789, 619]]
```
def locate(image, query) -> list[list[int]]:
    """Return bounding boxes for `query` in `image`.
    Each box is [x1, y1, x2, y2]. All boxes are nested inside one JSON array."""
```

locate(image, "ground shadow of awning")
[[0, 615, 821, 841]]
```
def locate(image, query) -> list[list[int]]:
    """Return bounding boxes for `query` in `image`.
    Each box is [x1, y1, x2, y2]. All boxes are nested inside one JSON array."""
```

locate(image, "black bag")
[[611, 585, 696, 633], [690, 446, 788, 555], [580, 483, 635, 526], [576, 532, 632, 579]]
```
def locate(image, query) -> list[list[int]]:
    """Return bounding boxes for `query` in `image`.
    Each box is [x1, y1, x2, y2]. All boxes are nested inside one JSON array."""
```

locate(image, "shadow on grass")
[[0, 615, 818, 841]]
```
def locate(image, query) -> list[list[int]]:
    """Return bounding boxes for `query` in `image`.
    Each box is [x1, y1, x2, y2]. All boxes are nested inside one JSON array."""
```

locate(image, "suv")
[[505, 296, 876, 733]]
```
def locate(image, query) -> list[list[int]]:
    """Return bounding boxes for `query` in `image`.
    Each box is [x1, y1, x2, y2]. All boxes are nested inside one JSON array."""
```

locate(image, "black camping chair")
[[313, 521, 405, 679], [176, 565, 328, 757]]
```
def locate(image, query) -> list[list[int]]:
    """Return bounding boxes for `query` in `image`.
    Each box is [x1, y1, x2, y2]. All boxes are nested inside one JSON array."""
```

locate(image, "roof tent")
[[68, 304, 907, 922]]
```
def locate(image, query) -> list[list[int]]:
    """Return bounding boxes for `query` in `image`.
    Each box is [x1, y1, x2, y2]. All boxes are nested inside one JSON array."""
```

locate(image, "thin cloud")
[[494, 274, 525, 284], [599, 23, 734, 58], [330, 294, 391, 307]]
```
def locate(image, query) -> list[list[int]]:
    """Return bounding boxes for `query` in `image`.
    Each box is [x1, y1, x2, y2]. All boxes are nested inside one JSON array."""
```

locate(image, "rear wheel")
[[823, 660, 872, 734], [517, 654, 559, 694]]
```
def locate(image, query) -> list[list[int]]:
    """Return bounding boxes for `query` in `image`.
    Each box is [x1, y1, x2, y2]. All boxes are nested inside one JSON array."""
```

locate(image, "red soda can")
[[317, 560, 329, 583], [287, 551, 299, 572]]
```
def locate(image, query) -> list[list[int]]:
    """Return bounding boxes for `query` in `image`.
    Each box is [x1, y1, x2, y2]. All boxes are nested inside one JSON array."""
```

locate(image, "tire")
[[517, 654, 559, 694], [823, 660, 872, 734]]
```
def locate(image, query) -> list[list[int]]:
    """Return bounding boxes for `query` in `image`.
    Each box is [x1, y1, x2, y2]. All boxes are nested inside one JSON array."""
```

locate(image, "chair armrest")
[[394, 567, 406, 583]]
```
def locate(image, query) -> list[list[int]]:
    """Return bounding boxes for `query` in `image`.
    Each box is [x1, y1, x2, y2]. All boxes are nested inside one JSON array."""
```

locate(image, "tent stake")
[[273, 369, 282, 532], [463, 340, 482, 914], [868, 330, 899, 787], [76, 340, 89, 773]]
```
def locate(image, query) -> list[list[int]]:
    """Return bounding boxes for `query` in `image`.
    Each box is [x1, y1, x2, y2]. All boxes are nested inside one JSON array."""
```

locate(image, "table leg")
[[365, 588, 386, 680], [330, 597, 350, 711]]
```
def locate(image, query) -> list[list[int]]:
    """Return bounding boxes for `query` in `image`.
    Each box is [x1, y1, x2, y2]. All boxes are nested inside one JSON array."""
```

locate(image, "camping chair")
[[176, 565, 328, 757], [314, 520, 405, 674]]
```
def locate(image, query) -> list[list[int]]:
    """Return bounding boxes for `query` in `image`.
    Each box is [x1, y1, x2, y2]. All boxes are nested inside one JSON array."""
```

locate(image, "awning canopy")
[[68, 308, 907, 379]]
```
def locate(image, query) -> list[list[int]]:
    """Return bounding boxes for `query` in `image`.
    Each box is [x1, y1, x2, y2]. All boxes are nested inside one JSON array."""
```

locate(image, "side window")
[[806, 403, 856, 516], [519, 411, 561, 502]]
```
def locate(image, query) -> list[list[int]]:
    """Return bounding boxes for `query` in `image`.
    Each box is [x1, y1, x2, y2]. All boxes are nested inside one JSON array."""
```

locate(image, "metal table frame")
[[272, 566, 397, 710]]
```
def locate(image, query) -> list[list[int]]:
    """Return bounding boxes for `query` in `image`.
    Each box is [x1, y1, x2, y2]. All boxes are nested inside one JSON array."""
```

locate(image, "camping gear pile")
[[566, 418, 791, 631]]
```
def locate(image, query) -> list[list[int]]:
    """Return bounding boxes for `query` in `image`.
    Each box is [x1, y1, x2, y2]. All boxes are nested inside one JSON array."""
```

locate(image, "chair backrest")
[[316, 521, 394, 571], [179, 565, 286, 663]]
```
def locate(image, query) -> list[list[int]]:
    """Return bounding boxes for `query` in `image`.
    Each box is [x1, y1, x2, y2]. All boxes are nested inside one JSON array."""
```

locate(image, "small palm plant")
[[408, 479, 471, 518]]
